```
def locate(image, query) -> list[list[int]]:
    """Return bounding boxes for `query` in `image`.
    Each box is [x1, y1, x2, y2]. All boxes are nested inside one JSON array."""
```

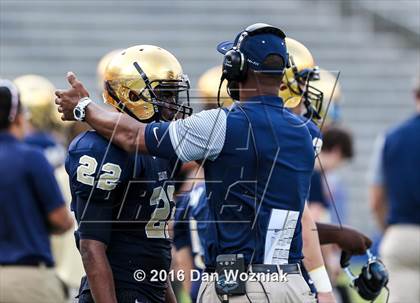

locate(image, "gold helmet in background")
[[97, 49, 123, 93], [280, 38, 323, 121], [13, 74, 64, 130], [103, 45, 192, 122], [197, 65, 234, 109], [311, 69, 342, 125]]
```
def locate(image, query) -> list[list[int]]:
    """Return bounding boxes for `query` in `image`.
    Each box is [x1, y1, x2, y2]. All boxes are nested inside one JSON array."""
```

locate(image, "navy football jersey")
[[66, 131, 178, 302]]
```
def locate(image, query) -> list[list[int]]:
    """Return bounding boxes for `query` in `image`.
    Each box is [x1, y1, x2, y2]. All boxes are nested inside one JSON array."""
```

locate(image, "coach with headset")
[[56, 23, 335, 302]]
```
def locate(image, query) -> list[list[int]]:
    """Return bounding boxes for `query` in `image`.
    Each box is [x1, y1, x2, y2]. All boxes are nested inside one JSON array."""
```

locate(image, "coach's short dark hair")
[[322, 126, 354, 159], [263, 54, 285, 71], [253, 54, 285, 82]]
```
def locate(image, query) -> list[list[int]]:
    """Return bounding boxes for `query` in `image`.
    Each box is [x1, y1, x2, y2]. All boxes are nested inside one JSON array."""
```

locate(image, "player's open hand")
[[337, 225, 372, 255], [55, 72, 90, 121]]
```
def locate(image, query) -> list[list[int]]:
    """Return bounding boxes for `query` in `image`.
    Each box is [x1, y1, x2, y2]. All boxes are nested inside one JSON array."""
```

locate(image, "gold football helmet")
[[311, 69, 342, 124], [13, 74, 63, 130], [97, 49, 123, 93], [198, 65, 234, 109], [280, 38, 323, 121], [103, 45, 192, 122]]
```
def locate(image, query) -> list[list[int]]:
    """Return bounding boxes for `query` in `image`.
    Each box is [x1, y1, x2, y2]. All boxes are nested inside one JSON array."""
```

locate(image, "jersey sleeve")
[[73, 195, 114, 245], [27, 148, 65, 213], [66, 132, 133, 245], [145, 108, 227, 162], [308, 170, 329, 208]]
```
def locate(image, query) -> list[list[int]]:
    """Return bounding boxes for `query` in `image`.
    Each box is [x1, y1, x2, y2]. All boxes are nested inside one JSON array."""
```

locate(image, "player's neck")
[[239, 85, 278, 102], [239, 73, 279, 101]]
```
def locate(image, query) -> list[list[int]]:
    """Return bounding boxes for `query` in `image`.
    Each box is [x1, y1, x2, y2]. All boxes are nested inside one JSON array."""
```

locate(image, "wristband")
[[308, 265, 333, 292]]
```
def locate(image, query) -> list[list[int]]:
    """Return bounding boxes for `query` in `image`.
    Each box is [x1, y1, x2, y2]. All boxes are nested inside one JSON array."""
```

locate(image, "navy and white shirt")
[[369, 114, 420, 225], [66, 131, 179, 302], [145, 96, 315, 266]]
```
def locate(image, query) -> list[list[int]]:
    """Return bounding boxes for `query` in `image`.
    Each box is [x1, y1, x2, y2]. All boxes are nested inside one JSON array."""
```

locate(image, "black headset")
[[218, 24, 288, 105], [221, 23, 288, 83], [341, 249, 389, 302]]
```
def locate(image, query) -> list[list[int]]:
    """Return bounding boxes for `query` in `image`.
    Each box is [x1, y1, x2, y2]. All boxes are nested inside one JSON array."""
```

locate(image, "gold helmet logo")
[[197, 65, 234, 109], [280, 38, 323, 121], [13, 74, 64, 130], [103, 45, 192, 122]]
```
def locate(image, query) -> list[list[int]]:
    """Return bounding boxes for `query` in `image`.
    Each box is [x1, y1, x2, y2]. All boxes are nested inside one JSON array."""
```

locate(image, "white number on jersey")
[[146, 185, 175, 239], [76, 155, 122, 191]]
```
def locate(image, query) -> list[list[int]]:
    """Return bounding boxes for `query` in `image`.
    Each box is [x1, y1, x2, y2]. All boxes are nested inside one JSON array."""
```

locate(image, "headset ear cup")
[[223, 49, 247, 82], [354, 263, 383, 301]]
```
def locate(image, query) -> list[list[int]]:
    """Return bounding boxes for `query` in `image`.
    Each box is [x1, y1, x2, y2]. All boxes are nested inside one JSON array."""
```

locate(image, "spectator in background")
[[369, 78, 420, 303], [0, 79, 73, 303]]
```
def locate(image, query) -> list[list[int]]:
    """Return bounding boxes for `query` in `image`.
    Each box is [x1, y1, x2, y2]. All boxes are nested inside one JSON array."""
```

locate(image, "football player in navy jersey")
[[65, 45, 191, 303]]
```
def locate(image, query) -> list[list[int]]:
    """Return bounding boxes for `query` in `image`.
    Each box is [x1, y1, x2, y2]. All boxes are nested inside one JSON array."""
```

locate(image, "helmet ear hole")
[[279, 83, 288, 91], [129, 90, 140, 101]]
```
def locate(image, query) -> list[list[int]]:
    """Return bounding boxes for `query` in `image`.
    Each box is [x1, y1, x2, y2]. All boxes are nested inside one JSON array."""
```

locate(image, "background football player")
[[66, 45, 190, 303]]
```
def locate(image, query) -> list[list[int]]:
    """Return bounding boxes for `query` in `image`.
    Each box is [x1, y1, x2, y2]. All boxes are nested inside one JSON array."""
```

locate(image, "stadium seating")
[[0, 0, 418, 232]]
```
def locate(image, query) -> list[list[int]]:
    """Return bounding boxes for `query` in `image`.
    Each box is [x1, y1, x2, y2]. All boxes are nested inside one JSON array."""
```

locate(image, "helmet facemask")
[[134, 62, 192, 121], [287, 65, 324, 124], [140, 76, 192, 121]]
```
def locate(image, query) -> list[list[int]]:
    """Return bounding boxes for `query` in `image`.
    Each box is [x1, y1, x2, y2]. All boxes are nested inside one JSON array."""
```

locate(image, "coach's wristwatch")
[[73, 97, 92, 121]]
